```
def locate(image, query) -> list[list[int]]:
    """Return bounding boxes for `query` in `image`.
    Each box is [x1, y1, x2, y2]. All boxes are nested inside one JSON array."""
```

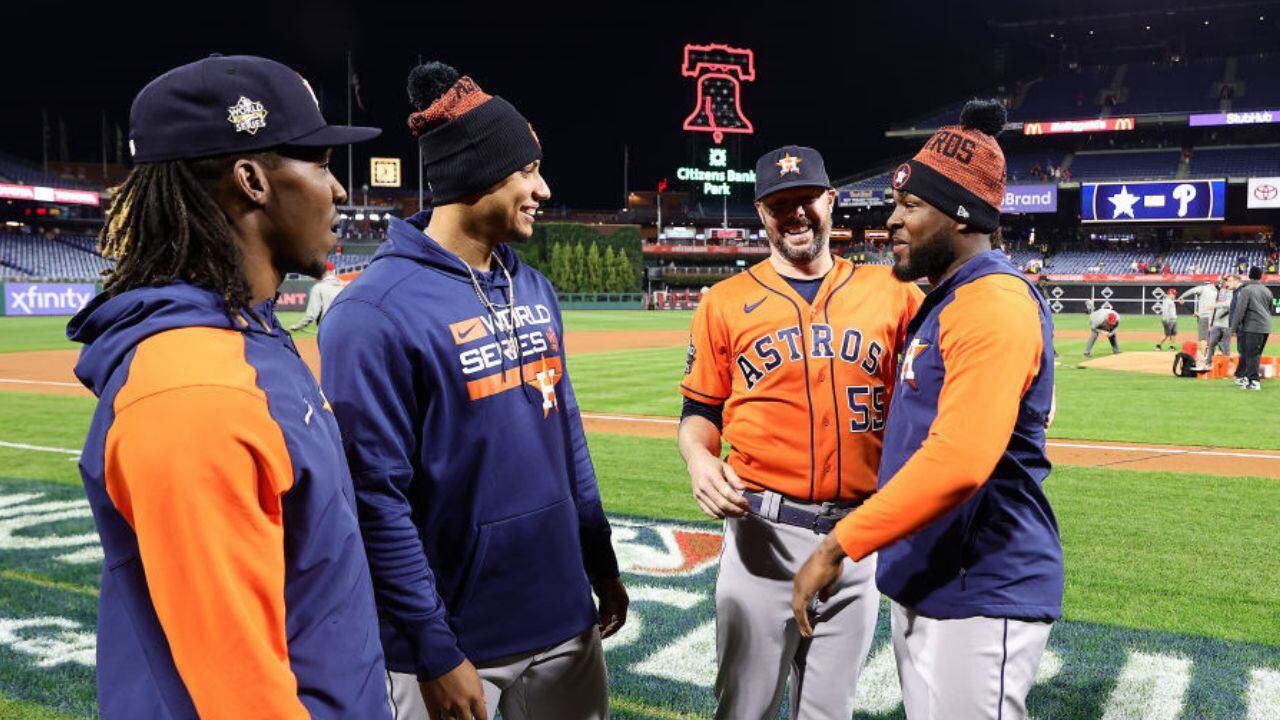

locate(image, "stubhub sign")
[[1001, 184, 1058, 214]]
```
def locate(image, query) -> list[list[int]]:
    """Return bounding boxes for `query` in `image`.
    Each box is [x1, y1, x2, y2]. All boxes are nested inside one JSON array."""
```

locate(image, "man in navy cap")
[[68, 54, 390, 719], [678, 145, 923, 718]]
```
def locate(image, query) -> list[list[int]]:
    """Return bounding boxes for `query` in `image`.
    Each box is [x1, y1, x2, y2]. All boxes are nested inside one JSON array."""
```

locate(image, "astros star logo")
[[900, 338, 930, 390], [227, 96, 268, 135], [1108, 185, 1140, 219], [776, 153, 803, 176], [892, 163, 911, 189]]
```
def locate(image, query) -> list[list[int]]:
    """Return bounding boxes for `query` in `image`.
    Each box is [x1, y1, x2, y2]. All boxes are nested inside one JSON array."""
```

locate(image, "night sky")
[[2, 1, 1047, 208]]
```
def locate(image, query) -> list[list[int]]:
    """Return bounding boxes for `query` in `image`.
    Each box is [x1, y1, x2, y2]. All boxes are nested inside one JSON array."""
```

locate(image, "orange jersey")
[[680, 257, 924, 501]]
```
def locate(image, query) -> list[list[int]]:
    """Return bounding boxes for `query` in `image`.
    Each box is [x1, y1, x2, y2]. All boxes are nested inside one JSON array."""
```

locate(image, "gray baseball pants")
[[385, 626, 607, 720], [714, 511, 879, 720], [891, 602, 1052, 720], [1083, 329, 1119, 355]]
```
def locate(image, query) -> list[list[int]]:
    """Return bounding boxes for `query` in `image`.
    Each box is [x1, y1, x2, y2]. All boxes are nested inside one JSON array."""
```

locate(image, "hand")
[[792, 534, 846, 638], [1045, 388, 1057, 430], [593, 575, 629, 639], [420, 659, 487, 720], [686, 450, 749, 519], [287, 324, 301, 332]]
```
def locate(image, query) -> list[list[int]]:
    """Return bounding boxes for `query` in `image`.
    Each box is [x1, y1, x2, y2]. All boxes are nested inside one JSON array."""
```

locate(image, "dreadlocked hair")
[[99, 154, 272, 315]]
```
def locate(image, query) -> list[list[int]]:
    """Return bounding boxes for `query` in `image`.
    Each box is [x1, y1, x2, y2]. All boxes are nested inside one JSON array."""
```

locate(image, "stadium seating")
[[1066, 150, 1182, 181], [1042, 248, 1157, 274], [0, 153, 100, 191], [1008, 66, 1113, 122], [0, 233, 111, 280], [1186, 146, 1280, 178], [1117, 59, 1224, 115], [1235, 53, 1280, 110], [1005, 154, 1066, 184], [1162, 244, 1268, 274]]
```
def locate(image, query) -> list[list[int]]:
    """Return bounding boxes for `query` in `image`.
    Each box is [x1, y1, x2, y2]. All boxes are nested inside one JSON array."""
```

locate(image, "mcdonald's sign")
[[1021, 117, 1136, 135]]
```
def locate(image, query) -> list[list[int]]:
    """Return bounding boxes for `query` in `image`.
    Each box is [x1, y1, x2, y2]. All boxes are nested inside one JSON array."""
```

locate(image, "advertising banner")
[[1247, 177, 1280, 209], [1022, 117, 1135, 135], [3, 283, 97, 316], [1001, 184, 1058, 214], [1080, 180, 1226, 223], [0, 183, 100, 206], [1188, 110, 1279, 127]]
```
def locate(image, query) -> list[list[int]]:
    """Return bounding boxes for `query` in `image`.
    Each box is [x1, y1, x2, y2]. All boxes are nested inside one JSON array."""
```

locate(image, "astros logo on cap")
[[227, 96, 269, 135], [892, 163, 911, 190], [776, 153, 803, 176]]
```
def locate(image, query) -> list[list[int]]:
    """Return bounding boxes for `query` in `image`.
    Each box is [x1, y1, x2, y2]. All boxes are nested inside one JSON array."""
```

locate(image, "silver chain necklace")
[[467, 252, 519, 356]]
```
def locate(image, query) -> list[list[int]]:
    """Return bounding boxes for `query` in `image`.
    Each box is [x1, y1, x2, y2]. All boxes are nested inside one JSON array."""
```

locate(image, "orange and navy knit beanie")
[[890, 99, 1007, 233], [407, 62, 542, 206]]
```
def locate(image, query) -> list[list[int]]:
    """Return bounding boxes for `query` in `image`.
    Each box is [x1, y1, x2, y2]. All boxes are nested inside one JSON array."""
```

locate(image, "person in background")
[[1231, 266, 1274, 391], [1155, 289, 1178, 350], [1207, 275, 1238, 367], [288, 261, 344, 332], [1177, 280, 1217, 365], [1084, 308, 1120, 357]]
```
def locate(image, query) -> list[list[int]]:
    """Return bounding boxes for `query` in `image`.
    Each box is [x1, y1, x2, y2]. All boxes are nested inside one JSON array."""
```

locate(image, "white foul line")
[[0, 378, 83, 388], [579, 414, 1280, 462], [0, 441, 80, 456]]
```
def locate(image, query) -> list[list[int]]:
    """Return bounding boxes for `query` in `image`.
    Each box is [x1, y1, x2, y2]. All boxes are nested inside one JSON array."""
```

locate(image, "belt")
[[743, 490, 860, 535]]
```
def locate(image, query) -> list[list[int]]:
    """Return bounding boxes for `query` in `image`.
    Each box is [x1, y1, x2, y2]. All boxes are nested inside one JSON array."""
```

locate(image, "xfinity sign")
[[4, 283, 97, 316], [1001, 184, 1058, 214]]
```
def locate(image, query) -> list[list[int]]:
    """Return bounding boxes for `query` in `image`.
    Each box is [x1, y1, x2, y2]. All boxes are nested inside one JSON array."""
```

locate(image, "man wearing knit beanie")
[[793, 100, 1063, 719], [319, 62, 628, 720]]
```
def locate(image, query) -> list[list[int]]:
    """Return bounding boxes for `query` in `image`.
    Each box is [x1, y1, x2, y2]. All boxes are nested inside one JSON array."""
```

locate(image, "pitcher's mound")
[[1080, 351, 1179, 375]]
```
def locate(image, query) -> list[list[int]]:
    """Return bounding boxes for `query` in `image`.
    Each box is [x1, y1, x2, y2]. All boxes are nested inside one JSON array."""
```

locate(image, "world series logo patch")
[[227, 96, 269, 135]]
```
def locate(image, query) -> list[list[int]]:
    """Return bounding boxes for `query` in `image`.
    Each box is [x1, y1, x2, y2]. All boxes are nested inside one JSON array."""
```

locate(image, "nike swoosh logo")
[[744, 297, 766, 314], [457, 323, 480, 339]]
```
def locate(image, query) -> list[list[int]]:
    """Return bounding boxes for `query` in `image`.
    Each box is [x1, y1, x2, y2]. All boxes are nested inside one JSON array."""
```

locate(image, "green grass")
[[562, 310, 693, 331], [0, 318, 77, 353], [592, 432, 1280, 646]]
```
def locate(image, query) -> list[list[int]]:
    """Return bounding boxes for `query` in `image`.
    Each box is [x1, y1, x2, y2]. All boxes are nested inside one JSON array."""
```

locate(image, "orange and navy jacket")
[[680, 257, 923, 502], [68, 283, 389, 719], [833, 250, 1064, 621], [318, 212, 618, 681]]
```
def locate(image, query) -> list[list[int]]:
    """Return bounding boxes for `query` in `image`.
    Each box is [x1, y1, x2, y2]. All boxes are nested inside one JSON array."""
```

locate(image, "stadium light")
[[354, 213, 366, 221], [368, 213, 380, 221]]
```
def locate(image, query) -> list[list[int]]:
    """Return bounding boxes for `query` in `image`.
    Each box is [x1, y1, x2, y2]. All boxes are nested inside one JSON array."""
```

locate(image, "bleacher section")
[[1043, 249, 1157, 274], [1118, 59, 1224, 115], [1006, 153, 1066, 184], [1010, 66, 1113, 122], [0, 153, 99, 191], [1163, 244, 1268, 274], [1234, 53, 1280, 110], [1187, 146, 1280, 178], [0, 233, 112, 280], [1066, 150, 1182, 181]]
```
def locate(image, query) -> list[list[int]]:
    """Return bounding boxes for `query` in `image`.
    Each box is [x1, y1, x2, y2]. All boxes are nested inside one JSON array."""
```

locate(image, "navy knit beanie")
[[407, 62, 542, 206]]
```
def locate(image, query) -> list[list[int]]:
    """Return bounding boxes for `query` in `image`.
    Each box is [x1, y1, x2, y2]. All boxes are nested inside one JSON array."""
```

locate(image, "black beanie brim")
[[894, 160, 1001, 233], [420, 97, 542, 206]]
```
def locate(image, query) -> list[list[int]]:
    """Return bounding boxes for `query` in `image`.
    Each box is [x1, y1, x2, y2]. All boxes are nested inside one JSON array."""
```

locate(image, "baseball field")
[[0, 310, 1277, 719]]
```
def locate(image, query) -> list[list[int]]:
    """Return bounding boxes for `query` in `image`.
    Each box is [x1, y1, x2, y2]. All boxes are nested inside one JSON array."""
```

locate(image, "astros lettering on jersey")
[[681, 256, 924, 502]]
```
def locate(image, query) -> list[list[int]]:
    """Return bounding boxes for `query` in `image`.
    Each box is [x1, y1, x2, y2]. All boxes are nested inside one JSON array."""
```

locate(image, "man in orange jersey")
[[793, 100, 1062, 720], [678, 145, 923, 719]]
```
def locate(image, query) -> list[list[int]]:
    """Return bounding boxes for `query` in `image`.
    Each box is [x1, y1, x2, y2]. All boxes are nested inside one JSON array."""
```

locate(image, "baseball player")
[[679, 145, 923, 719], [67, 55, 389, 718], [288, 260, 343, 332], [1155, 289, 1178, 350], [1178, 280, 1217, 363], [792, 99, 1063, 720], [1083, 308, 1121, 356], [319, 62, 626, 720]]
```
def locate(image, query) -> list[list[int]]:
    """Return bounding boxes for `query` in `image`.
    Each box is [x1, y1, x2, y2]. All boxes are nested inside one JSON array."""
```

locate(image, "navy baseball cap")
[[129, 54, 380, 163], [754, 145, 831, 201]]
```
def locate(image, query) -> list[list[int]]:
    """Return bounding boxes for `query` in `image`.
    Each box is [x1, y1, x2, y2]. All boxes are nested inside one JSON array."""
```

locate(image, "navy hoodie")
[[319, 212, 619, 680], [68, 283, 388, 718]]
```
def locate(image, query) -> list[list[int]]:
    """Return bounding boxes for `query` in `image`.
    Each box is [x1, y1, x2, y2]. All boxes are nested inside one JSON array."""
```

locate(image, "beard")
[[892, 225, 955, 281], [767, 211, 831, 266]]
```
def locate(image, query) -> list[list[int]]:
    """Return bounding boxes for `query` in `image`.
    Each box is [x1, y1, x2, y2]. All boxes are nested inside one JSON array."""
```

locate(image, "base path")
[[580, 412, 1280, 479]]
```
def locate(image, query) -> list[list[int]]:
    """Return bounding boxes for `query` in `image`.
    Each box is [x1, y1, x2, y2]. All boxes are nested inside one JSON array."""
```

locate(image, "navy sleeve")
[[681, 396, 724, 429], [318, 299, 466, 681], [550, 296, 620, 583]]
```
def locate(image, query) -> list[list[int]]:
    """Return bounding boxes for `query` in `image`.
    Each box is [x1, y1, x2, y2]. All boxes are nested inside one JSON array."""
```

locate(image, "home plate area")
[[0, 479, 1276, 719]]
